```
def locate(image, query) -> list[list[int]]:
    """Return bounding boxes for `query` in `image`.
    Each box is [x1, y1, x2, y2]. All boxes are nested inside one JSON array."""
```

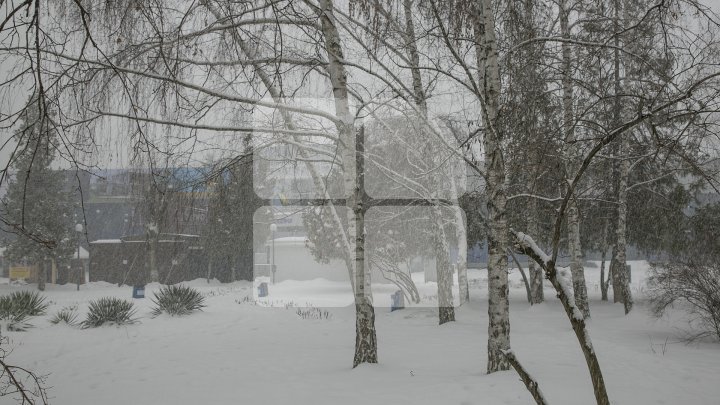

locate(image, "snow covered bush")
[[0, 291, 49, 331], [647, 262, 720, 340], [151, 285, 205, 317], [50, 306, 79, 326], [82, 298, 137, 328]]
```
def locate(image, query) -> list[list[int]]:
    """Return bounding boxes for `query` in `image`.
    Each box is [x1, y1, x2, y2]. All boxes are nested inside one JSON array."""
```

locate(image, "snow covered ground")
[[2, 260, 719, 405]]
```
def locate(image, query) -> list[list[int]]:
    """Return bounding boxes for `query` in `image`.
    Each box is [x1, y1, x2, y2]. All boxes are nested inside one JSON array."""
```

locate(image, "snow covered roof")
[[90, 239, 122, 244], [73, 246, 90, 260], [268, 236, 309, 246]]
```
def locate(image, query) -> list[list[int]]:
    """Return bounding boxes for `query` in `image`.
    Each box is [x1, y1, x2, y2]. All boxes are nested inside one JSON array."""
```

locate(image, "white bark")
[[452, 171, 469, 304], [600, 221, 610, 301], [610, 0, 632, 313], [526, 198, 544, 304], [613, 137, 633, 314], [512, 231, 610, 405], [316, 0, 377, 366], [560, 0, 589, 318], [474, 0, 510, 373], [200, 0, 373, 365], [432, 206, 455, 324], [402, 0, 457, 319]]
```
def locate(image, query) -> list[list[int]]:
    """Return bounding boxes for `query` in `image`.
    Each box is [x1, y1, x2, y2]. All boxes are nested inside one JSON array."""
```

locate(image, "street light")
[[75, 223, 83, 291], [270, 223, 277, 284]]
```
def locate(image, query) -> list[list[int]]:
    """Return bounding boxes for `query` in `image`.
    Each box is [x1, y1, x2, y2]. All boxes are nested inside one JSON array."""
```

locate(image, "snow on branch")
[[511, 231, 552, 267], [511, 230, 584, 321]]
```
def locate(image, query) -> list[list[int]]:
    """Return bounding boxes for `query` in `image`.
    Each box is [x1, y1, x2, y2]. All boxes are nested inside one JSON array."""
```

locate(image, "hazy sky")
[[1, 0, 719, 172]]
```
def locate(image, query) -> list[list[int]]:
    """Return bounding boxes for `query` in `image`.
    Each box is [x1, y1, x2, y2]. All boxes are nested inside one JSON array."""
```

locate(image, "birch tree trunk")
[[403, 0, 458, 317], [611, 252, 622, 303], [474, 0, 510, 373], [513, 232, 610, 405], [610, 0, 631, 313], [567, 204, 589, 316], [433, 207, 455, 324], [200, 0, 371, 365], [560, 0, 589, 318], [600, 221, 609, 301], [452, 172, 470, 304], [403, 0, 426, 110], [527, 198, 544, 304], [317, 0, 378, 366], [613, 140, 633, 314]]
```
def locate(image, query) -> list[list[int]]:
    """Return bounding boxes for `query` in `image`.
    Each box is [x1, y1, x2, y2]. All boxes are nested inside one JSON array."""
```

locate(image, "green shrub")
[[151, 285, 205, 317], [0, 291, 49, 331], [82, 297, 137, 328], [50, 305, 79, 326]]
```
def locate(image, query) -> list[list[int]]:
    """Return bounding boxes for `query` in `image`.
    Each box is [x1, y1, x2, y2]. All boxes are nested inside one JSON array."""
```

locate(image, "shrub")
[[50, 305, 79, 326], [296, 307, 331, 320], [0, 291, 49, 331], [82, 297, 137, 328], [647, 262, 720, 340], [151, 285, 205, 317]]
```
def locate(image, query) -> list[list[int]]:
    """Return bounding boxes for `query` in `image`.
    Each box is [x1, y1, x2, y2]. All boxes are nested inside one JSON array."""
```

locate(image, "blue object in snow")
[[258, 282, 269, 297], [391, 290, 404, 312], [132, 285, 145, 299]]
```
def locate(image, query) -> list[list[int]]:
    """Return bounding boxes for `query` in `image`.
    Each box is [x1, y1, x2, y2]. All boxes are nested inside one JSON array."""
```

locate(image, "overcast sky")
[[0, 0, 719, 172]]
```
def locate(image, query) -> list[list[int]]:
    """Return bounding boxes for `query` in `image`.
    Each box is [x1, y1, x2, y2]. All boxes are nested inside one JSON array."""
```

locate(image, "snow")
[[556, 266, 584, 321], [270, 236, 310, 244], [1, 261, 719, 404], [514, 231, 552, 266], [72, 246, 90, 260]]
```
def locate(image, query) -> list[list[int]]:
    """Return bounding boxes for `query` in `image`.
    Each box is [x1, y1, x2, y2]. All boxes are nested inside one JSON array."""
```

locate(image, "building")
[[89, 234, 208, 285]]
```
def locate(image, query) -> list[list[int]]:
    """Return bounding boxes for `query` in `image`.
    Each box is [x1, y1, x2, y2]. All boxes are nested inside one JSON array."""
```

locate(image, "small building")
[[89, 234, 207, 285], [255, 237, 399, 284], [255, 237, 349, 282]]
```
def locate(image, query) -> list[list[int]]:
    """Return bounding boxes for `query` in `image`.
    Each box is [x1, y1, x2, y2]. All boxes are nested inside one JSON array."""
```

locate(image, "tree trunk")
[[433, 207, 455, 324], [560, 0, 589, 319], [474, 0, 510, 373], [317, 0, 378, 366], [527, 199, 544, 303], [513, 232, 610, 405], [450, 167, 470, 304], [501, 350, 549, 405], [613, 140, 633, 314], [403, 0, 459, 315], [200, 0, 357, 293], [610, 0, 627, 311], [567, 202, 589, 317], [51, 257, 57, 284], [600, 249, 608, 301], [600, 222, 609, 301], [403, 0, 427, 111], [456, 208, 470, 305], [352, 173, 376, 367], [352, 125, 377, 367], [610, 253, 622, 303], [37, 258, 46, 291], [509, 249, 533, 305]]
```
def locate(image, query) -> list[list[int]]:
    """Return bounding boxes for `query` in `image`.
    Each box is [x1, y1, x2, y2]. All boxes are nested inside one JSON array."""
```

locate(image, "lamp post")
[[270, 223, 277, 284], [74, 223, 83, 291]]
